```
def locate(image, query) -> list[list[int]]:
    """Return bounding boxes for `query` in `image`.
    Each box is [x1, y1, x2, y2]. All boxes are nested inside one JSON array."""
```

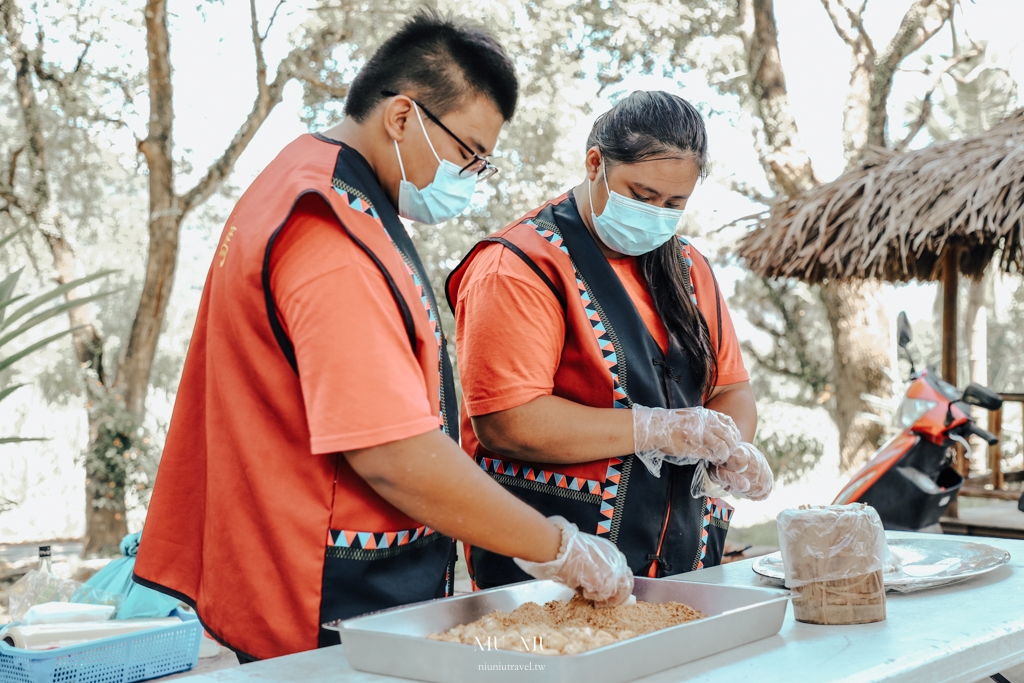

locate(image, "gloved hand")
[[633, 405, 742, 477], [514, 516, 634, 607], [708, 442, 774, 501]]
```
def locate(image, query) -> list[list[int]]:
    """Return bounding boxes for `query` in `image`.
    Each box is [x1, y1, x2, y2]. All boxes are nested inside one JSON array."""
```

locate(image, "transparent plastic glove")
[[707, 442, 774, 501], [514, 516, 634, 607], [632, 404, 741, 477]]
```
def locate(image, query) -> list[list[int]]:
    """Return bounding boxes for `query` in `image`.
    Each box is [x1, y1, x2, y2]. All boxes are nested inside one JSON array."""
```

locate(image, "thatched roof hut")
[[737, 111, 1024, 508], [738, 109, 1024, 283]]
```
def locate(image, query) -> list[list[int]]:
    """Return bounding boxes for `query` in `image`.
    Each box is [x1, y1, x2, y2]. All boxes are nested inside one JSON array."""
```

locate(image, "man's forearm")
[[344, 429, 561, 563]]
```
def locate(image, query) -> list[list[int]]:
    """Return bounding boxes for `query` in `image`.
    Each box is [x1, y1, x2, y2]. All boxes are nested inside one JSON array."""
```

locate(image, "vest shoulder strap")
[[262, 190, 418, 374], [700, 254, 723, 353], [480, 236, 567, 312]]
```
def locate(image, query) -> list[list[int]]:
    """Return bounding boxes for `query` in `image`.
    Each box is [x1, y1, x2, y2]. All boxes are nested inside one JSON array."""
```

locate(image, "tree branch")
[[262, 0, 286, 41], [894, 44, 982, 151], [820, 0, 863, 51], [179, 25, 350, 215], [729, 178, 772, 206], [865, 0, 954, 148], [895, 92, 933, 152], [878, 0, 953, 76], [841, 0, 875, 56], [249, 0, 268, 90], [7, 146, 23, 190]]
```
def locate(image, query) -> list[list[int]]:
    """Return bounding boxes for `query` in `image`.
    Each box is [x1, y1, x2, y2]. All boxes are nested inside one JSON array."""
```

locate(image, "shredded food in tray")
[[427, 594, 705, 655]]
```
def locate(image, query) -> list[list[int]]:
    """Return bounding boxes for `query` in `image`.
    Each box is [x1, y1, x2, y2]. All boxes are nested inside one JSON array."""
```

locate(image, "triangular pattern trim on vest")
[[709, 498, 733, 523], [697, 505, 711, 570], [331, 179, 452, 438], [528, 217, 632, 537], [328, 524, 436, 550], [676, 236, 699, 305], [476, 455, 603, 497], [529, 221, 630, 411]]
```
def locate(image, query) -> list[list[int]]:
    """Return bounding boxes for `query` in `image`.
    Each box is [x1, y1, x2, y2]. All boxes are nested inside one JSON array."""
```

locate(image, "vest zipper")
[[647, 357, 682, 578], [647, 466, 675, 578]]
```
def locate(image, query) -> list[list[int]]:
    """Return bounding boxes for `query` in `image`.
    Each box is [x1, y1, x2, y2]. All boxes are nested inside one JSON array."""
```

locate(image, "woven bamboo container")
[[791, 569, 886, 625], [778, 504, 887, 626]]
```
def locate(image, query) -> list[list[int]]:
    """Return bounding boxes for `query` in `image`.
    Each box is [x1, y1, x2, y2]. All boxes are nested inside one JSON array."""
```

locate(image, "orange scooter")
[[833, 312, 1003, 531]]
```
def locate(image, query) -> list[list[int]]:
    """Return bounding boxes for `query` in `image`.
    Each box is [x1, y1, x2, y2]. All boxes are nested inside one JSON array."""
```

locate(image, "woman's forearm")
[[705, 381, 757, 442], [473, 382, 758, 464], [472, 395, 635, 464]]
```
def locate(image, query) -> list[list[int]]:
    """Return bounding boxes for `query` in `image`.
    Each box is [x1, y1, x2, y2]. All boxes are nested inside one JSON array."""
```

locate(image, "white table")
[[177, 532, 1024, 683]]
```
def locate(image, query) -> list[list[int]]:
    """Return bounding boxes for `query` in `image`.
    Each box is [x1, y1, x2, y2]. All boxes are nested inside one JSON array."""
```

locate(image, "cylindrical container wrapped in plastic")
[[777, 503, 887, 625]]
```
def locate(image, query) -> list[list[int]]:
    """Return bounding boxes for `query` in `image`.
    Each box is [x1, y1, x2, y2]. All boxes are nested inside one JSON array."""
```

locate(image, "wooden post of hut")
[[942, 247, 963, 519]]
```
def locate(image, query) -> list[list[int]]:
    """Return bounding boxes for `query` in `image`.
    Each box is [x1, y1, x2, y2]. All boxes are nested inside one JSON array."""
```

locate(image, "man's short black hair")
[[344, 9, 518, 123]]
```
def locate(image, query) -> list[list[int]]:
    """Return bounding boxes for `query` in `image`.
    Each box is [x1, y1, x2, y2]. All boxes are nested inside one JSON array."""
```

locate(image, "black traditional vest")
[[447, 193, 731, 590]]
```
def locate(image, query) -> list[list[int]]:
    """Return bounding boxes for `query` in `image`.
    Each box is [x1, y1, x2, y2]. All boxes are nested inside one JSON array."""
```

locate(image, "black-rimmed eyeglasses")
[[380, 90, 499, 182]]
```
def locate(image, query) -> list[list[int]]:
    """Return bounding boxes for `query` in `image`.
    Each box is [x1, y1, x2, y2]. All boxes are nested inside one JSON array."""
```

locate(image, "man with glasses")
[[134, 9, 632, 664]]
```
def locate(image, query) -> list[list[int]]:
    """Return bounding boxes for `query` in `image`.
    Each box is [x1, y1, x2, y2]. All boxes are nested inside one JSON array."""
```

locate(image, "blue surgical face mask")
[[394, 104, 477, 224], [588, 162, 684, 256]]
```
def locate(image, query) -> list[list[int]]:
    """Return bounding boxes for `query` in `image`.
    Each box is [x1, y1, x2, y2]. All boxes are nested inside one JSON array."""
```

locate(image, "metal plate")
[[752, 537, 1011, 593], [325, 578, 790, 683]]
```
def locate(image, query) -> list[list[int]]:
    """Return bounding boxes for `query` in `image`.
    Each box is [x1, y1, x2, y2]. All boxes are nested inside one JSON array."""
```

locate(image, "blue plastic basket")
[[0, 607, 201, 683]]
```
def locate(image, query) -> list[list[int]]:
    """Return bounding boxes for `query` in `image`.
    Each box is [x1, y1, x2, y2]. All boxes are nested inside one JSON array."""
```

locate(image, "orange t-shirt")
[[270, 194, 440, 453], [455, 241, 748, 418]]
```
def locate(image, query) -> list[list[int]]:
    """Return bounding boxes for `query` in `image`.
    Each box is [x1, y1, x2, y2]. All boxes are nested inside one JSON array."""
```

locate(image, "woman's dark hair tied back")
[[586, 91, 709, 179], [586, 91, 718, 398]]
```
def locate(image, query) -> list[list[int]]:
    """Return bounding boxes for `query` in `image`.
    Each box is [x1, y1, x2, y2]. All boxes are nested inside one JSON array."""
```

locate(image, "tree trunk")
[[740, 0, 819, 196], [740, 0, 894, 472], [820, 280, 892, 471], [83, 506, 128, 556], [116, 0, 177, 418]]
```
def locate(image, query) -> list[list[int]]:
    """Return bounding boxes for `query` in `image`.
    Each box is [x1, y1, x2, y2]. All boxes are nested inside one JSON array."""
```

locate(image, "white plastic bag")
[[777, 504, 890, 588], [23, 602, 116, 625], [7, 570, 81, 622]]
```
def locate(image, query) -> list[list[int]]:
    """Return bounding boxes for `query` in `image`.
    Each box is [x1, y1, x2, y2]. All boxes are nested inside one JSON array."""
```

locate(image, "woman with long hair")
[[446, 91, 773, 589]]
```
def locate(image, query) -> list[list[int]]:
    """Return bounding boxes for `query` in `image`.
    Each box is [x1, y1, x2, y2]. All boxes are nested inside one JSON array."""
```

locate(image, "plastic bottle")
[[37, 546, 52, 574]]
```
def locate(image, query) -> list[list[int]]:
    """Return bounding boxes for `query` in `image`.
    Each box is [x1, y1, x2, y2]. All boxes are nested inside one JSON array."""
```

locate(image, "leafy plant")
[[83, 380, 159, 514], [0, 227, 114, 444]]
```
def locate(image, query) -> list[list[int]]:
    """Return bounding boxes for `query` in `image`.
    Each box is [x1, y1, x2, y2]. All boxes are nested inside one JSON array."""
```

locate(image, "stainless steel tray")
[[325, 577, 790, 683], [752, 537, 1011, 593]]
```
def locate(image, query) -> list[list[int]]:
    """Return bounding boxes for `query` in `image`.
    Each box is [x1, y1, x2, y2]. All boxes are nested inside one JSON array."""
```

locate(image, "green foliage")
[[0, 227, 114, 444], [730, 274, 834, 409], [727, 274, 835, 481], [82, 379, 159, 513], [753, 402, 826, 486]]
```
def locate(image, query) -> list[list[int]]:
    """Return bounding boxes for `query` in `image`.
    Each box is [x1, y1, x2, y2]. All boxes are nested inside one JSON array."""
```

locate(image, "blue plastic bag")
[[79, 532, 180, 620]]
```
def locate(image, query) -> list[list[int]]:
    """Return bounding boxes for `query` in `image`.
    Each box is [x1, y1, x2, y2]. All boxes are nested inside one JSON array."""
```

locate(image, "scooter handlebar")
[[964, 421, 999, 446]]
